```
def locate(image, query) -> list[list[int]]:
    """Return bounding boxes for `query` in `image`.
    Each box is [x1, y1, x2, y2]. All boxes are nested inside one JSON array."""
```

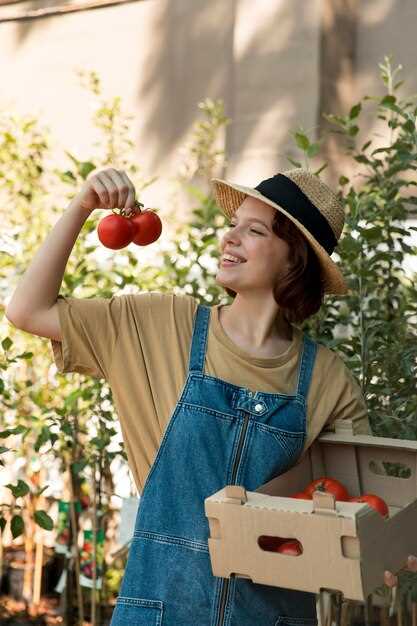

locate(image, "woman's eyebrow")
[[231, 216, 271, 229]]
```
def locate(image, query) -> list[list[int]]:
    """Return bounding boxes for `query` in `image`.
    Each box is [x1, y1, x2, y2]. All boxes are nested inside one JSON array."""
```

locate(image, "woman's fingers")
[[90, 178, 110, 208], [78, 167, 138, 213], [119, 170, 137, 213], [110, 169, 131, 209], [100, 170, 120, 209]]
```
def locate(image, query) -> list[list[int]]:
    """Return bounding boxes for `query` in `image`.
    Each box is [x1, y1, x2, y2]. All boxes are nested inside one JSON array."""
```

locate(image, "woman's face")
[[216, 196, 291, 295]]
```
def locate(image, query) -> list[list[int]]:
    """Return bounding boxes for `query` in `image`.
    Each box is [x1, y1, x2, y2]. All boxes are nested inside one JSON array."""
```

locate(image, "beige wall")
[[1, 0, 416, 219]]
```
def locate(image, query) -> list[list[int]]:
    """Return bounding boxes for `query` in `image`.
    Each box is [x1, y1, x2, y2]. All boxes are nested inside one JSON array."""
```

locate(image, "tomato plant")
[[305, 477, 349, 501], [348, 494, 389, 518]]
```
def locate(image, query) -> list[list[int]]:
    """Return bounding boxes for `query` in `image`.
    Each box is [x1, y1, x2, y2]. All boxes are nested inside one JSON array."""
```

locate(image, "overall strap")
[[188, 304, 211, 374], [295, 334, 318, 399]]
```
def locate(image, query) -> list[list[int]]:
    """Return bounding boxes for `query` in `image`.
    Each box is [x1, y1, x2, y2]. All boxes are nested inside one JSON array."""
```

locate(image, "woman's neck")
[[219, 301, 293, 356]]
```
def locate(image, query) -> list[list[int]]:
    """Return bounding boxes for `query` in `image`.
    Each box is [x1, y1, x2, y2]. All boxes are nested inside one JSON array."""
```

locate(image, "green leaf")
[[354, 155, 370, 165], [61, 422, 72, 437], [294, 132, 310, 151], [6, 479, 31, 498], [17, 351, 33, 360], [2, 337, 13, 351], [306, 144, 320, 158], [0, 517, 6, 533], [349, 103, 362, 119], [34, 510, 54, 531], [348, 125, 359, 137], [403, 119, 415, 133], [11, 515, 24, 539], [64, 150, 81, 167], [362, 226, 383, 242], [58, 170, 77, 183], [79, 162, 95, 180], [34, 426, 51, 452], [380, 95, 396, 107], [71, 459, 88, 475], [91, 436, 106, 450], [0, 446, 9, 453], [0, 425, 27, 439]]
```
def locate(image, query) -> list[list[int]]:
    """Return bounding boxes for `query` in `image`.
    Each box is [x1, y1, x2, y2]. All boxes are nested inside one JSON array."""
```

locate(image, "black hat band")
[[255, 174, 338, 254]]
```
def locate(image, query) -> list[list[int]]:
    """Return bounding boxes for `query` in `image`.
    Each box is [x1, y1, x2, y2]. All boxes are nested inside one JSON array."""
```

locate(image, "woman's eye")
[[228, 222, 264, 235]]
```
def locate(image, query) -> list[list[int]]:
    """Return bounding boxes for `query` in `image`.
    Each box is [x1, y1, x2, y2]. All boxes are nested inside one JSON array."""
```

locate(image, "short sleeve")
[[323, 363, 372, 436], [50, 294, 123, 379]]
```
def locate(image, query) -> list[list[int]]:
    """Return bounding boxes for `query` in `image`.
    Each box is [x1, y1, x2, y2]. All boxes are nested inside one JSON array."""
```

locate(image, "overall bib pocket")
[[111, 596, 164, 625]]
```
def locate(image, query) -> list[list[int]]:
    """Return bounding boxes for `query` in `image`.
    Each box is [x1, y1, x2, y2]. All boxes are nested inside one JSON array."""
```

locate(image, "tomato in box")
[[305, 477, 349, 501], [349, 494, 389, 518]]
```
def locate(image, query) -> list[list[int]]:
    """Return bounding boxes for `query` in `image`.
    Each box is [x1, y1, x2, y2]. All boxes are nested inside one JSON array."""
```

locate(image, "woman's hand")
[[75, 167, 138, 215], [384, 555, 417, 587]]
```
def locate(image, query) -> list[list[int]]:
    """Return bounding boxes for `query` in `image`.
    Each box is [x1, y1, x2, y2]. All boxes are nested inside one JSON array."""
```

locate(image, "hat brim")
[[211, 178, 349, 296]]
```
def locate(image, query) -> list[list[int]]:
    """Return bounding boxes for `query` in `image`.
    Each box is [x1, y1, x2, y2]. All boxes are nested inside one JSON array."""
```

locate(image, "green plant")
[[289, 56, 417, 441]]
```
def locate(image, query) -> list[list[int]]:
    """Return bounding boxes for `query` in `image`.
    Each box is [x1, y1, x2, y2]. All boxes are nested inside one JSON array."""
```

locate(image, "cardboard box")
[[204, 419, 417, 601]]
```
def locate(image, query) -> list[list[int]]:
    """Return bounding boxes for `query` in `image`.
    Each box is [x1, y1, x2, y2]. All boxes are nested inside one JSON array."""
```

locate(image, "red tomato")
[[291, 491, 312, 500], [97, 214, 134, 249], [348, 494, 389, 518], [276, 540, 303, 556], [258, 535, 283, 551], [305, 477, 349, 501], [129, 209, 162, 245]]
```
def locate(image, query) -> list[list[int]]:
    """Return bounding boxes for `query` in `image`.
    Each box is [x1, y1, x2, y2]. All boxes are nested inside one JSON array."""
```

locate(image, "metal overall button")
[[254, 403, 264, 412]]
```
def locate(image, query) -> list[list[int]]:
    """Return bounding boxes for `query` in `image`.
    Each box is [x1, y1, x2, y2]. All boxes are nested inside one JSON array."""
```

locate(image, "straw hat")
[[211, 168, 348, 295]]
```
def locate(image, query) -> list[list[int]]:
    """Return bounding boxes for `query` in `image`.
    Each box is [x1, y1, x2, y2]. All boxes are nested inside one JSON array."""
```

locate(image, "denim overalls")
[[110, 304, 319, 626]]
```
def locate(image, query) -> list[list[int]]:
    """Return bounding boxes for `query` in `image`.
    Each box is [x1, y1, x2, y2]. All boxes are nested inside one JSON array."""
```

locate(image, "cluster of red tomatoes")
[[258, 476, 389, 556], [97, 202, 162, 250]]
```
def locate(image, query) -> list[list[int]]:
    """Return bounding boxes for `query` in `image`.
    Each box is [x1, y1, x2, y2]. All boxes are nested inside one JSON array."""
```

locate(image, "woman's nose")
[[223, 227, 241, 247]]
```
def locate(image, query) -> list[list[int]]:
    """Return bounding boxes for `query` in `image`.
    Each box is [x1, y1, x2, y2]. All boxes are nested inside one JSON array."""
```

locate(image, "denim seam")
[[133, 529, 209, 554], [255, 422, 305, 439], [115, 596, 164, 625], [116, 596, 163, 609], [181, 401, 305, 425], [181, 402, 237, 423]]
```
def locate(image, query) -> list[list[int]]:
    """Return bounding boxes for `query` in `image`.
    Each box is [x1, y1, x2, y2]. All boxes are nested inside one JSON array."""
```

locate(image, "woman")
[[6, 167, 416, 625]]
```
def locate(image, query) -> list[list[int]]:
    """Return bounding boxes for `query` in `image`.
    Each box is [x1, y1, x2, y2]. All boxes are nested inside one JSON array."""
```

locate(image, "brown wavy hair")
[[223, 210, 325, 325]]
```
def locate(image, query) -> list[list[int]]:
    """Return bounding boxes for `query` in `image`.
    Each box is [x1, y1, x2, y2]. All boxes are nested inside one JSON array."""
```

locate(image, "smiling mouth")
[[221, 259, 246, 266]]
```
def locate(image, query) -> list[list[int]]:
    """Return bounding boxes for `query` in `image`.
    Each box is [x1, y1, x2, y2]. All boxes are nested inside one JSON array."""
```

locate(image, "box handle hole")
[[258, 535, 303, 555]]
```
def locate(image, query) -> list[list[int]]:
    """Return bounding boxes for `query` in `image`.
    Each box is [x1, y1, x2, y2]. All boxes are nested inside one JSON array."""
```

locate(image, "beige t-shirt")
[[50, 291, 371, 492]]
